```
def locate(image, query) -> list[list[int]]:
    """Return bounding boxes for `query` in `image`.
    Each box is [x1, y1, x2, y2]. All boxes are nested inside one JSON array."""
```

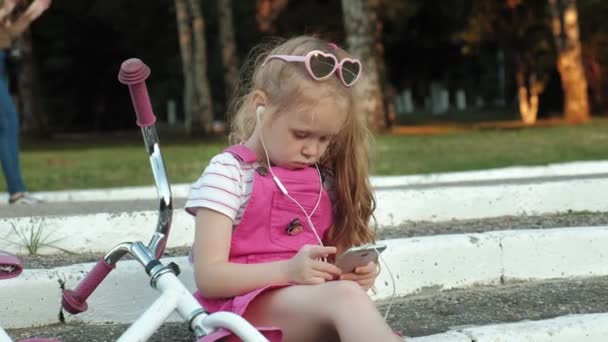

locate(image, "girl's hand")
[[287, 245, 342, 285], [339, 261, 378, 290]]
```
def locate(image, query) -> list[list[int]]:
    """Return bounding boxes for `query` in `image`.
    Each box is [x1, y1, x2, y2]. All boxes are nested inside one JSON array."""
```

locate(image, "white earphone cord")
[[258, 108, 395, 319], [259, 122, 324, 247], [372, 246, 396, 320]]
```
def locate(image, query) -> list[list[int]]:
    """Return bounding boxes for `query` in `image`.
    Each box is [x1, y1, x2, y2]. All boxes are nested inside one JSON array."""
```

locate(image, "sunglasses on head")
[[264, 50, 362, 87]]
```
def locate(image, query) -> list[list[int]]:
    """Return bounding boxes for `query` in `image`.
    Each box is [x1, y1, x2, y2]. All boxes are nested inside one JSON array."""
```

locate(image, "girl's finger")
[[339, 272, 368, 281], [355, 261, 377, 274], [307, 245, 337, 259], [307, 277, 326, 285], [311, 270, 333, 281], [313, 260, 342, 276]]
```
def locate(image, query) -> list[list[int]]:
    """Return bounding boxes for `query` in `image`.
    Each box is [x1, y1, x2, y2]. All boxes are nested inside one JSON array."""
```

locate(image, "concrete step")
[[5, 276, 608, 341], [3, 226, 608, 329], [12, 210, 608, 270], [3, 204, 608, 257], [3, 161, 608, 224]]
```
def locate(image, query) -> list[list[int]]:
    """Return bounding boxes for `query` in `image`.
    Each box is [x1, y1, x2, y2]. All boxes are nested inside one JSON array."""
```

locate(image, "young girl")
[[186, 35, 401, 342]]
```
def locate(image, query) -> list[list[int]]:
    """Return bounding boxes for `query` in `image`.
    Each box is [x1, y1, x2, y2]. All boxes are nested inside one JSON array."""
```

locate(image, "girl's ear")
[[251, 90, 268, 115]]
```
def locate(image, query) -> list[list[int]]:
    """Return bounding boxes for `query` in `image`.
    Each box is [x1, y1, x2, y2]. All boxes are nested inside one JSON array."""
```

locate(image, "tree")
[[175, 0, 194, 133], [256, 0, 289, 34], [218, 0, 239, 106], [548, 0, 590, 123], [577, 0, 608, 113], [341, 0, 386, 132], [174, 0, 214, 134], [462, 0, 554, 125]]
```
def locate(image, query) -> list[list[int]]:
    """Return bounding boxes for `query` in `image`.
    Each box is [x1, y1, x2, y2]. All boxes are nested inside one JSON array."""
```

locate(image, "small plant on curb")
[[0, 219, 72, 255]]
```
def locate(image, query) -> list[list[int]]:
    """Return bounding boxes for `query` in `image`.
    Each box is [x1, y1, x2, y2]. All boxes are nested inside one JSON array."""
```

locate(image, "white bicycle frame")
[[0, 256, 266, 342], [118, 272, 264, 341], [0, 327, 12, 342], [56, 58, 270, 342]]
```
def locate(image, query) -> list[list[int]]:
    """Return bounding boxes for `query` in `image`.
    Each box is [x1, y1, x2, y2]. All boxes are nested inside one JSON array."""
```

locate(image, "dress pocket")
[[268, 190, 324, 251]]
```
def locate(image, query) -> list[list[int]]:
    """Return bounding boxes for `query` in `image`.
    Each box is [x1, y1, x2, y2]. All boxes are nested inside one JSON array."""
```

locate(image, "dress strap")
[[224, 144, 258, 163]]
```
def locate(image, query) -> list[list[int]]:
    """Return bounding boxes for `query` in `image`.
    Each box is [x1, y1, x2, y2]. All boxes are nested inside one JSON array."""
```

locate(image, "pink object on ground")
[[0, 250, 22, 280], [192, 145, 334, 341]]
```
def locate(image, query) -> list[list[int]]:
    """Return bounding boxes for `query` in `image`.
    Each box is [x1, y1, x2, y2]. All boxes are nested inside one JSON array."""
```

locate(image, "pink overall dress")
[[196, 145, 334, 342]]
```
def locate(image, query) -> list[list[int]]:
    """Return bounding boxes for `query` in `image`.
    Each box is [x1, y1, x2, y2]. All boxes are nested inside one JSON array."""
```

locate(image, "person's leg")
[[243, 280, 402, 342], [0, 51, 27, 197]]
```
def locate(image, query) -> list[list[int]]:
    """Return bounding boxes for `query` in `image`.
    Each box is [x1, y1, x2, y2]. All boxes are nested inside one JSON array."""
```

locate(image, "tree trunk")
[[218, 0, 240, 107], [188, 0, 214, 133], [582, 39, 604, 112], [174, 0, 195, 134], [515, 66, 540, 125], [15, 32, 48, 137], [341, 0, 386, 132], [369, 0, 392, 126], [256, 0, 289, 33], [548, 0, 590, 123]]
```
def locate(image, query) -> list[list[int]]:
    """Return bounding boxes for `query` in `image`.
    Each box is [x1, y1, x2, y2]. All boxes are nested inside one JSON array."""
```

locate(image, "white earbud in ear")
[[256, 106, 265, 120]]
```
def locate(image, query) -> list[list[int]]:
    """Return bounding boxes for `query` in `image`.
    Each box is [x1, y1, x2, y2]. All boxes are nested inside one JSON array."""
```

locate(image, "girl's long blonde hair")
[[228, 35, 376, 253]]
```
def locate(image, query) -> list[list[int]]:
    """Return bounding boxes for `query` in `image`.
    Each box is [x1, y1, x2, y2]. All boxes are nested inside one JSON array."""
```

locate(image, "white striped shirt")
[[186, 152, 335, 227], [185, 152, 258, 225]]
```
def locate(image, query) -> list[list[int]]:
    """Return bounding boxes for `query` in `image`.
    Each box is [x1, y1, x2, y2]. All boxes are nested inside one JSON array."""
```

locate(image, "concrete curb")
[[0, 211, 195, 255], [371, 226, 608, 300], [2, 226, 608, 329], [408, 313, 608, 341], [373, 175, 608, 224], [3, 173, 608, 255]]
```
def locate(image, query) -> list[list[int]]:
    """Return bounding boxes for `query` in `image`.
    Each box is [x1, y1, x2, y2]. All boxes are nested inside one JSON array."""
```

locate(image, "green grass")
[[373, 119, 608, 175], [5, 119, 608, 192]]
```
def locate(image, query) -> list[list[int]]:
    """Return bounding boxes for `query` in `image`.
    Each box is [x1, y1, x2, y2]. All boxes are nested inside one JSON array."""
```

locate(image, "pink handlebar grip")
[[61, 258, 116, 314], [118, 58, 157, 127]]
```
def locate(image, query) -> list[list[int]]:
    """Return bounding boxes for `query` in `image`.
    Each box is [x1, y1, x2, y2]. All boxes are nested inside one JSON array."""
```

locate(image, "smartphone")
[[334, 243, 387, 273]]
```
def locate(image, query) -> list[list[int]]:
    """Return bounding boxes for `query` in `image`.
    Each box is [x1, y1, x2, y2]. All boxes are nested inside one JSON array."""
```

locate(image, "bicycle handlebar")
[[61, 258, 115, 314], [61, 58, 171, 318], [118, 58, 156, 127]]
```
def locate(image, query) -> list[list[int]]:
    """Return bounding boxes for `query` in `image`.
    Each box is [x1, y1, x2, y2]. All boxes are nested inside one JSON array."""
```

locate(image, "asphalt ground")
[[6, 276, 608, 340]]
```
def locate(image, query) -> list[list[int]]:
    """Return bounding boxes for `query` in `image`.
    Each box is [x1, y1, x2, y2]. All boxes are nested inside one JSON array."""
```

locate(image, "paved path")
[[0, 198, 187, 218], [6, 276, 608, 341], [1, 173, 604, 219]]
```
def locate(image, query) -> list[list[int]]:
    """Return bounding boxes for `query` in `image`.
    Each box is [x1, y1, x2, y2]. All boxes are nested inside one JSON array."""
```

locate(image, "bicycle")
[[1, 58, 268, 342]]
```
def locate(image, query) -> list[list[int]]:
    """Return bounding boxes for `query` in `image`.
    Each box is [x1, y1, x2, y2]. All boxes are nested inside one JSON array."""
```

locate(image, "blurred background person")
[[0, 0, 50, 204]]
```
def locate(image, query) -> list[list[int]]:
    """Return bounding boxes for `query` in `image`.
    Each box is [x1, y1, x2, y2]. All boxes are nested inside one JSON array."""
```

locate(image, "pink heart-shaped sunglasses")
[[264, 50, 362, 87]]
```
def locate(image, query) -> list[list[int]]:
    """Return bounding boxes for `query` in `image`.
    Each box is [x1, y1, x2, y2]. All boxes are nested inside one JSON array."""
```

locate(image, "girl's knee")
[[325, 280, 372, 305]]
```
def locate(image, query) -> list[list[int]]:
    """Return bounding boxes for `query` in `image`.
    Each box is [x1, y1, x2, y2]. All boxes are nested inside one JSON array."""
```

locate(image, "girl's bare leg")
[[243, 280, 402, 342]]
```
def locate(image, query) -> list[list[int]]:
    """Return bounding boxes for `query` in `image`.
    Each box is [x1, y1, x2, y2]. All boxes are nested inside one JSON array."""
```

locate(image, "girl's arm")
[[192, 208, 341, 298]]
